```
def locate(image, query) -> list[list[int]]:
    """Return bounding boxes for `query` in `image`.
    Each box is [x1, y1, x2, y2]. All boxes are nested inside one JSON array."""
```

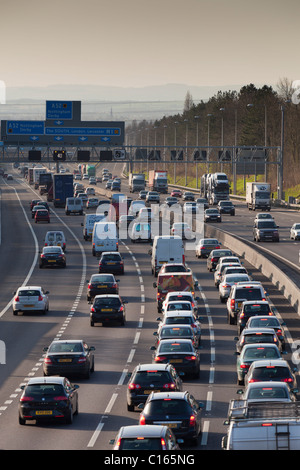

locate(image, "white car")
[[214, 262, 241, 287], [161, 291, 199, 315], [163, 300, 194, 315], [157, 311, 201, 346], [219, 273, 251, 303], [254, 213, 274, 223], [170, 222, 193, 240], [290, 223, 300, 240], [13, 286, 49, 315], [85, 187, 96, 196]]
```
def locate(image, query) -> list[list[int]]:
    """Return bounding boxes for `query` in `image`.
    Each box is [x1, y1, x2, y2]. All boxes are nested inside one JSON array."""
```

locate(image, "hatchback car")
[[170, 223, 193, 240], [207, 248, 234, 272], [195, 198, 209, 210], [237, 300, 274, 335], [87, 273, 119, 301], [204, 208, 221, 223], [161, 291, 199, 315], [126, 363, 183, 411], [110, 425, 180, 450], [171, 189, 182, 198], [219, 273, 251, 302], [244, 360, 298, 390], [182, 192, 195, 201], [236, 381, 298, 403], [226, 282, 267, 325], [236, 343, 282, 385], [195, 238, 220, 258], [235, 327, 281, 354], [43, 340, 95, 379], [246, 315, 286, 350], [146, 191, 160, 204], [35, 209, 50, 223], [30, 199, 40, 211], [214, 261, 242, 287], [139, 391, 203, 445], [151, 338, 200, 378], [90, 294, 127, 326], [86, 198, 99, 209], [13, 286, 49, 315], [138, 190, 148, 200], [39, 246, 66, 268], [18, 376, 79, 425], [217, 200, 235, 215], [154, 324, 197, 348], [98, 251, 124, 274], [165, 197, 178, 207], [158, 311, 202, 346]]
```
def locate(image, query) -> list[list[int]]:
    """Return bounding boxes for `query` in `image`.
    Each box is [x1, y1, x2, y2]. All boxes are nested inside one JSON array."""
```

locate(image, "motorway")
[[0, 162, 300, 451]]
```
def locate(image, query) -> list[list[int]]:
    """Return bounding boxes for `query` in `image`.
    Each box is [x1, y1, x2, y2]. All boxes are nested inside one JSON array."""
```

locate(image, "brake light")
[[161, 438, 166, 449], [185, 355, 197, 361], [154, 356, 167, 362], [14, 296, 19, 302], [230, 299, 235, 308], [139, 415, 146, 425], [189, 415, 196, 426], [53, 396, 68, 401], [248, 379, 259, 383], [239, 313, 244, 319], [163, 383, 176, 390], [20, 396, 34, 402], [128, 383, 141, 390], [38, 295, 43, 301], [88, 284, 92, 289], [116, 438, 121, 449], [240, 364, 250, 369], [44, 357, 52, 364], [78, 356, 87, 363], [119, 306, 124, 312], [91, 307, 95, 313], [282, 378, 293, 383]]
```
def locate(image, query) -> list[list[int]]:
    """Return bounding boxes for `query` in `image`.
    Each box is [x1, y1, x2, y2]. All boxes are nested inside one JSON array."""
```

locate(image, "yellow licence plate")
[[48, 260, 56, 262], [171, 359, 183, 363], [36, 410, 52, 415], [24, 304, 34, 308], [58, 359, 72, 362], [102, 308, 113, 312], [144, 390, 160, 394]]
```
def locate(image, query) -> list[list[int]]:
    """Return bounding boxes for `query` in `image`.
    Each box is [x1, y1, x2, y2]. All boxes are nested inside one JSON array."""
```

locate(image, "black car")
[[87, 273, 119, 301], [30, 199, 40, 210], [207, 248, 234, 272], [90, 294, 127, 326], [139, 391, 203, 445], [18, 376, 79, 425], [253, 220, 279, 242], [204, 208, 222, 223], [39, 246, 66, 268], [98, 252, 124, 274], [218, 200, 235, 215], [37, 200, 50, 212], [237, 300, 273, 335], [183, 192, 195, 201], [31, 204, 42, 218], [126, 363, 183, 411], [151, 339, 200, 378], [43, 340, 95, 379], [165, 197, 178, 207]]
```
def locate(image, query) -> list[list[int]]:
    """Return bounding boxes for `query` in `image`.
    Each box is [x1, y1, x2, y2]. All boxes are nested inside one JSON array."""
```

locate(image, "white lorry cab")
[[222, 402, 300, 450], [92, 221, 118, 256]]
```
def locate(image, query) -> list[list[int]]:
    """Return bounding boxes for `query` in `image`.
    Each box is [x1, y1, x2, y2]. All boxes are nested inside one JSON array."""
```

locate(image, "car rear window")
[[161, 327, 193, 338], [159, 342, 193, 353], [243, 304, 270, 314], [91, 275, 114, 283], [133, 371, 171, 384], [102, 254, 121, 261], [94, 298, 121, 308], [48, 342, 83, 353], [252, 366, 290, 380], [120, 438, 162, 450], [145, 399, 191, 415], [165, 316, 192, 325], [163, 266, 187, 272], [24, 384, 64, 396], [235, 288, 263, 300], [248, 386, 289, 400], [243, 346, 280, 361], [243, 333, 274, 344], [18, 290, 41, 297], [166, 303, 192, 311]]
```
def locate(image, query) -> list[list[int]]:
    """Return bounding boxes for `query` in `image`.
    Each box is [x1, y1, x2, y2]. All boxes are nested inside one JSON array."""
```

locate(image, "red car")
[[171, 189, 182, 197], [35, 209, 50, 223]]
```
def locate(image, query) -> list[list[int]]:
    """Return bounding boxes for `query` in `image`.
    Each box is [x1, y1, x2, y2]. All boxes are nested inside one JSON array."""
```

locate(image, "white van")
[[92, 221, 118, 256], [65, 197, 84, 215], [128, 200, 146, 216], [151, 235, 185, 276], [44, 231, 66, 251], [81, 213, 106, 240]]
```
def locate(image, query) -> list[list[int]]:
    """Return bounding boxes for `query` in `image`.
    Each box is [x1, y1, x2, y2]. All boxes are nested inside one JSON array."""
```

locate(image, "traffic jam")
[[9, 163, 300, 450]]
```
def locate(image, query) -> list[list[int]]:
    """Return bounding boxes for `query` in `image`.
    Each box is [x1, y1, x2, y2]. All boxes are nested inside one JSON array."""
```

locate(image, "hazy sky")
[[0, 0, 299, 90]]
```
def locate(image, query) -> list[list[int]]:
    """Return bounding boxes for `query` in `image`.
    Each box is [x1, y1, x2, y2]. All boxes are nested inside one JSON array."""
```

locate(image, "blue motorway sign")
[[6, 121, 45, 135], [46, 101, 73, 120], [45, 126, 121, 136]]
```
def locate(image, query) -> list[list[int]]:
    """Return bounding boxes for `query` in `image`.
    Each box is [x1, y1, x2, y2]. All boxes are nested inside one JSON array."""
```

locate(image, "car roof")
[[166, 291, 193, 296], [50, 339, 83, 345], [118, 425, 167, 439], [94, 294, 120, 298], [134, 363, 172, 371], [147, 391, 188, 400], [26, 376, 66, 385], [157, 338, 194, 344], [241, 327, 277, 335], [251, 359, 289, 368], [18, 285, 42, 290]]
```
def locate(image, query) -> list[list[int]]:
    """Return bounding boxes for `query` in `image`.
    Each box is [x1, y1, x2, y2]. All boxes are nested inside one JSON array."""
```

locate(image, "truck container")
[[33, 168, 47, 188], [86, 164, 96, 178], [148, 170, 168, 193], [129, 173, 146, 193], [28, 168, 34, 185], [246, 182, 271, 211], [53, 173, 74, 207], [222, 402, 300, 450]]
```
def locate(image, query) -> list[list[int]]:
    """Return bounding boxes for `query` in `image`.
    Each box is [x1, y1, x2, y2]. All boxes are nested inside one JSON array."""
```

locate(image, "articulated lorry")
[[246, 182, 271, 211], [148, 170, 168, 193], [53, 173, 74, 207], [201, 172, 230, 205]]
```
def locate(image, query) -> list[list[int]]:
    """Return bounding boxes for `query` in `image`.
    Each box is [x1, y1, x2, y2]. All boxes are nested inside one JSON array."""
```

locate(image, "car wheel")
[[90, 319, 94, 327], [127, 403, 134, 412], [65, 407, 73, 425], [18, 415, 26, 425], [13, 310, 17, 316]]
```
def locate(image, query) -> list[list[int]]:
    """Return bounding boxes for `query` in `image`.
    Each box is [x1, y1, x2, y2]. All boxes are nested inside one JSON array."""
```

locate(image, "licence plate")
[[97, 285, 107, 288], [24, 304, 34, 308], [97, 243, 104, 247], [159, 261, 167, 264], [58, 359, 72, 362], [102, 308, 113, 312], [107, 262, 115, 265], [36, 410, 52, 415], [144, 390, 157, 394], [167, 423, 178, 428], [171, 359, 183, 363], [57, 243, 61, 246], [48, 260, 56, 263]]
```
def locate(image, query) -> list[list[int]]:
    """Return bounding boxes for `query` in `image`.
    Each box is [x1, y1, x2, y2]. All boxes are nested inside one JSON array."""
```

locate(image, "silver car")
[[13, 286, 49, 315]]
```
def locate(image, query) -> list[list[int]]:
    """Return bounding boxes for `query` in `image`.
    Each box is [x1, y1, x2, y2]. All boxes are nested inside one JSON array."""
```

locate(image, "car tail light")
[[230, 299, 235, 309], [115, 438, 121, 449], [154, 356, 167, 362], [240, 363, 250, 369], [14, 296, 19, 302], [189, 415, 196, 426], [128, 383, 141, 390], [185, 355, 197, 361], [53, 396, 68, 401], [88, 284, 92, 290], [282, 377, 293, 383], [20, 396, 34, 402], [112, 283, 118, 289], [58, 254, 64, 259], [160, 438, 167, 449], [139, 415, 146, 425], [44, 243, 48, 246], [239, 312, 244, 319], [78, 356, 87, 363], [44, 357, 52, 364], [90, 307, 95, 313], [277, 329, 282, 335], [163, 383, 176, 390], [38, 295, 43, 301], [248, 379, 259, 383], [119, 306, 124, 312], [40, 254, 45, 258]]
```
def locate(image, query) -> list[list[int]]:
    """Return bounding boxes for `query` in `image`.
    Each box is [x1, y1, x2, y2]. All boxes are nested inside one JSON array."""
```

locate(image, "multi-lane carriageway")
[[0, 162, 300, 451]]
